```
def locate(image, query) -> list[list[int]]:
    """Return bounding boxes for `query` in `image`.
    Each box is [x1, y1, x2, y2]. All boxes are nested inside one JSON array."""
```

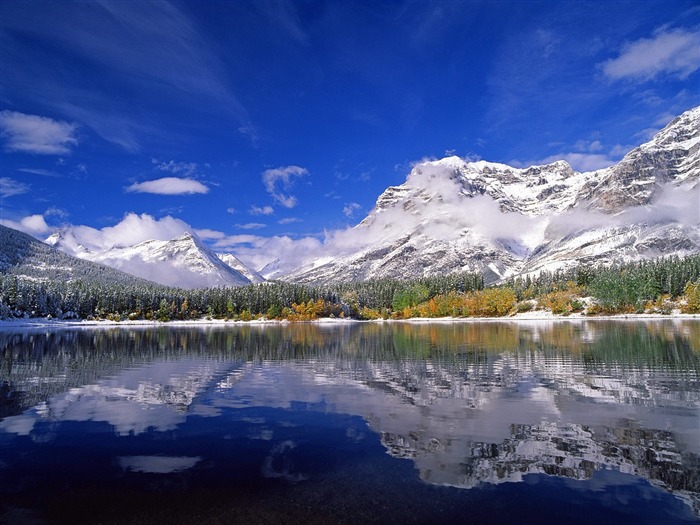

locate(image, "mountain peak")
[[280, 105, 700, 284]]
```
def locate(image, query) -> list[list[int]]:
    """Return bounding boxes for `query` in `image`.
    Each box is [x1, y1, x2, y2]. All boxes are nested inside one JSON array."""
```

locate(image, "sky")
[[1, 0, 699, 269]]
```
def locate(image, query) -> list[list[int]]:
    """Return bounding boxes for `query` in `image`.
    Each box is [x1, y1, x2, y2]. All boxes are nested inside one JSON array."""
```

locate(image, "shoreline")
[[1, 310, 699, 329]]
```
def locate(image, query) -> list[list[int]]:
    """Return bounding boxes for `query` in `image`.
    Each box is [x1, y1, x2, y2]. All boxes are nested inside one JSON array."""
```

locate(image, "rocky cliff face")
[[282, 106, 699, 283]]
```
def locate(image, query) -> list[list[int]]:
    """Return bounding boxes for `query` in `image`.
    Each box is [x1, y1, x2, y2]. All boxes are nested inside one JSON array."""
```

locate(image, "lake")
[[0, 320, 699, 524]]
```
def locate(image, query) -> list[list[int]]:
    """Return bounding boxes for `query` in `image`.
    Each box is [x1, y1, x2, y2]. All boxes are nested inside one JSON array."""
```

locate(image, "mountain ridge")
[[48, 230, 253, 289], [28, 105, 700, 287], [278, 105, 699, 284]]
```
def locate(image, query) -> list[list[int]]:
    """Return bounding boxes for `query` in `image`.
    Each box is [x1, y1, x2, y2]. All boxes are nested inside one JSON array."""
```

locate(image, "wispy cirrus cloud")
[[16, 168, 62, 177], [0, 177, 30, 197], [278, 217, 302, 225], [602, 27, 700, 82], [262, 165, 308, 208], [0, 111, 79, 155], [235, 222, 266, 230], [343, 202, 362, 218], [126, 177, 209, 195], [153, 159, 199, 177], [1, 1, 256, 150]]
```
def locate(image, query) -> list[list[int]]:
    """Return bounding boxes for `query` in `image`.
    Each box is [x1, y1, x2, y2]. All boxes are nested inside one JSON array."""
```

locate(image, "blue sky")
[[1, 0, 699, 266]]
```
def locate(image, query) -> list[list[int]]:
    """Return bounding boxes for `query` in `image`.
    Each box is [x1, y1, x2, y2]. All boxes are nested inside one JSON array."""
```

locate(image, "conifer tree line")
[[1, 256, 699, 321]]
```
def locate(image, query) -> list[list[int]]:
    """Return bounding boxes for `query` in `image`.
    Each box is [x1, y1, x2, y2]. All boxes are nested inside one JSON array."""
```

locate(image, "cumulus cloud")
[[0, 177, 30, 197], [250, 205, 274, 216], [55, 213, 191, 253], [0, 111, 79, 155], [126, 177, 209, 195], [0, 214, 51, 235], [602, 28, 700, 82], [262, 165, 308, 208]]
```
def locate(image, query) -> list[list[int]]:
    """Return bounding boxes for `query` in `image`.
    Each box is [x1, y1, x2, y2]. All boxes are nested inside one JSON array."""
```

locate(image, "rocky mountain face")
[[282, 105, 700, 283], [48, 231, 253, 289]]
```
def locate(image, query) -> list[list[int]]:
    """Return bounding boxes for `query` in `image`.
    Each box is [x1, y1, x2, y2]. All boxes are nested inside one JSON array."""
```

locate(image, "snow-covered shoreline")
[[1, 311, 698, 330]]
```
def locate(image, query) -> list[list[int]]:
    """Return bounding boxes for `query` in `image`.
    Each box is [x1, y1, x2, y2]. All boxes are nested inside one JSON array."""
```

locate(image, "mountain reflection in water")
[[0, 320, 698, 524]]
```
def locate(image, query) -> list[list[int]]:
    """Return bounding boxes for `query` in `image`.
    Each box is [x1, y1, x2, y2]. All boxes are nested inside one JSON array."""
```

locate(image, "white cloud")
[[538, 152, 616, 172], [0, 111, 79, 155], [602, 28, 700, 82], [16, 168, 62, 177], [343, 202, 362, 218], [126, 177, 209, 195], [235, 222, 266, 230], [278, 217, 302, 225], [152, 159, 199, 177], [213, 234, 323, 274], [194, 228, 225, 240], [0, 177, 30, 197], [45, 206, 69, 218], [249, 205, 274, 216], [262, 165, 308, 208], [0, 214, 51, 235], [55, 213, 192, 253], [226, 207, 237, 214]]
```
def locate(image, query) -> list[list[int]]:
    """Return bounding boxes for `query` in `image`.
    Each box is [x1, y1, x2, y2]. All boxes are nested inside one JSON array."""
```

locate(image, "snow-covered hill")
[[48, 231, 252, 289], [216, 253, 265, 284], [281, 106, 700, 283]]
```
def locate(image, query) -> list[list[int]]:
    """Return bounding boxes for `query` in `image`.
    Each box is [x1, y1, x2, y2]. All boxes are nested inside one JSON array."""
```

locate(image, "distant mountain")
[[48, 231, 252, 289], [216, 253, 265, 284], [280, 106, 700, 283], [0, 224, 158, 287]]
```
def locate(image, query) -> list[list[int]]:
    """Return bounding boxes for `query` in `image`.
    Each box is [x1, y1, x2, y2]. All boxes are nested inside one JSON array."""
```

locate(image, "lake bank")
[[1, 310, 699, 329]]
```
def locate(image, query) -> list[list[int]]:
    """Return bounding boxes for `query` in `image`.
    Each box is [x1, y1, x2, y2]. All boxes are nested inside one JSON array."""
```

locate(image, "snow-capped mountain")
[[281, 105, 700, 283], [0, 224, 158, 287], [216, 253, 265, 283], [47, 231, 252, 289]]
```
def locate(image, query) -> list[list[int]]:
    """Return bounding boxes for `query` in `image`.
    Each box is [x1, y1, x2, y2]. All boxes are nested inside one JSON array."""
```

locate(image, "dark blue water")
[[1, 321, 698, 524]]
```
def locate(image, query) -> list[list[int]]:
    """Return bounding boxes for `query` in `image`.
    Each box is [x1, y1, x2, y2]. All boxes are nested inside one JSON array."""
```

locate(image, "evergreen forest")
[[2, 255, 699, 321]]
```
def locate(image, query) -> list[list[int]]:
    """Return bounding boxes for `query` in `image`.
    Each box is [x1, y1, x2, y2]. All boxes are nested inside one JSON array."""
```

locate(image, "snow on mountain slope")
[[0, 224, 159, 287], [216, 253, 265, 283], [48, 231, 251, 289], [283, 105, 700, 284]]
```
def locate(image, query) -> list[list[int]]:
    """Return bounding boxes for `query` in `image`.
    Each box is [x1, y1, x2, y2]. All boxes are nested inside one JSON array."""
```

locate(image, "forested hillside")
[[0, 225, 159, 287]]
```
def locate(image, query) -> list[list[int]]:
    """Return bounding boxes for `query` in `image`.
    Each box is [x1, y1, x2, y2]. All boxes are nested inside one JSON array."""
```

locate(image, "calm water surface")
[[0, 320, 699, 524]]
